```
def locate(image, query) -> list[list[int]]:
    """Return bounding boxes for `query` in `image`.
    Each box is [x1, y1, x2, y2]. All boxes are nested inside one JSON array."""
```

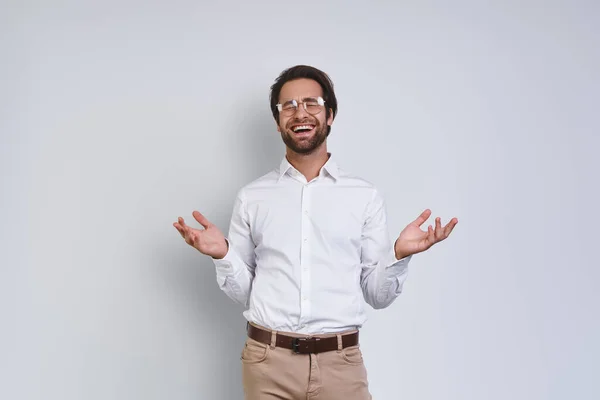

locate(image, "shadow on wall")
[[157, 104, 282, 400]]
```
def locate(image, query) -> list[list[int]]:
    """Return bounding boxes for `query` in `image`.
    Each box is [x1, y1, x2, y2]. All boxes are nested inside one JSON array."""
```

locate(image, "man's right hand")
[[173, 211, 228, 259]]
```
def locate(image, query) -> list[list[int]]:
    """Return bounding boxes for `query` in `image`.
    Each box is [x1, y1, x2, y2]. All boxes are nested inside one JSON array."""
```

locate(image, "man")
[[173, 65, 458, 399]]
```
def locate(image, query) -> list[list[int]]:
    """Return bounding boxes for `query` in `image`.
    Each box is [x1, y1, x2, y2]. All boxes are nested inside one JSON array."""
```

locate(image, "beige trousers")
[[240, 324, 372, 400]]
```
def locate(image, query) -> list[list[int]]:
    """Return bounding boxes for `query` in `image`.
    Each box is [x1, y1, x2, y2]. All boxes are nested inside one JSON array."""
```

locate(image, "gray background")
[[1, 0, 598, 399]]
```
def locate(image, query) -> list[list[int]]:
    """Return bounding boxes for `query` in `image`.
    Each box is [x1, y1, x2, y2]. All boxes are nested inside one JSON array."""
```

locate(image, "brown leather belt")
[[247, 323, 359, 354]]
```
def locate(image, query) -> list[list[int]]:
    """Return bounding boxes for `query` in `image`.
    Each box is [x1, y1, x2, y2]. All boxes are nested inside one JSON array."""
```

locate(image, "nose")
[[292, 102, 309, 119]]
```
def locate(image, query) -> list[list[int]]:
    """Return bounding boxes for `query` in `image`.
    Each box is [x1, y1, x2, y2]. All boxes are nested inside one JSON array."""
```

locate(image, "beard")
[[280, 117, 329, 155]]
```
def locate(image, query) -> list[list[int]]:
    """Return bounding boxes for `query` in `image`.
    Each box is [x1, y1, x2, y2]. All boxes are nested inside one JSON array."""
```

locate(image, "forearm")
[[361, 252, 411, 309], [213, 240, 255, 306]]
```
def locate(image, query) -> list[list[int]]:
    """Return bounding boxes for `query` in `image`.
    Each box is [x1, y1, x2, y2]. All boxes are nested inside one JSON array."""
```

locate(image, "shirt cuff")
[[212, 238, 238, 283], [384, 247, 411, 274]]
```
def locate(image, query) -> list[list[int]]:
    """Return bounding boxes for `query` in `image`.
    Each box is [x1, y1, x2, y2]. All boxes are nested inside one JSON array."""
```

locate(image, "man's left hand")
[[394, 209, 458, 260]]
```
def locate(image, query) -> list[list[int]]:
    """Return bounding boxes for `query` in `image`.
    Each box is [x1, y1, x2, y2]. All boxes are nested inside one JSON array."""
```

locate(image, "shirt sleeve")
[[360, 188, 411, 309], [212, 190, 256, 307]]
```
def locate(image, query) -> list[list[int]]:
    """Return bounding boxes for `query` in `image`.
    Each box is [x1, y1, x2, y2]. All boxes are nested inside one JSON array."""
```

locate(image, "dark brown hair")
[[269, 65, 338, 135]]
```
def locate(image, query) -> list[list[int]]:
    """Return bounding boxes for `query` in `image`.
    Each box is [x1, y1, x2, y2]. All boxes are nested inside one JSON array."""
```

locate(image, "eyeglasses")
[[276, 96, 325, 116]]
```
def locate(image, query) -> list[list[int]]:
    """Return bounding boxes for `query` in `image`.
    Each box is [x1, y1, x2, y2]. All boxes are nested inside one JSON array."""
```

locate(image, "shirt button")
[[304, 210, 308, 214], [303, 238, 307, 242]]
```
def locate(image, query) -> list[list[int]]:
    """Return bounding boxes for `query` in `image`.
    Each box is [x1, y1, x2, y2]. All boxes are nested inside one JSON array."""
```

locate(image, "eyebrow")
[[280, 96, 320, 104]]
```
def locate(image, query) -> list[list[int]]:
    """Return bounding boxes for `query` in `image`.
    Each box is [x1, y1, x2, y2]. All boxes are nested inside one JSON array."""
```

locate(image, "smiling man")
[[276, 78, 332, 155], [174, 65, 458, 399]]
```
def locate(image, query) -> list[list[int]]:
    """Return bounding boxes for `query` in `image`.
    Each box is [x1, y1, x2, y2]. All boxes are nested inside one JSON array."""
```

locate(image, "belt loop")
[[270, 330, 277, 349], [336, 334, 342, 353]]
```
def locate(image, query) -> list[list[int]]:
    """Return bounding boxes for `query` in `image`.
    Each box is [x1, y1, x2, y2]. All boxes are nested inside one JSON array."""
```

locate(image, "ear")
[[327, 108, 334, 126]]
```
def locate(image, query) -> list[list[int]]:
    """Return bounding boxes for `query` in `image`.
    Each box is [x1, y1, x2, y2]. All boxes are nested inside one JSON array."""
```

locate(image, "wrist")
[[394, 240, 410, 260], [395, 250, 409, 260], [211, 239, 229, 259]]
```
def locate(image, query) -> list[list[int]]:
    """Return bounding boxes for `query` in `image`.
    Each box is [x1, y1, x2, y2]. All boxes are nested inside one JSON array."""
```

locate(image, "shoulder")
[[336, 166, 382, 199], [234, 168, 281, 201]]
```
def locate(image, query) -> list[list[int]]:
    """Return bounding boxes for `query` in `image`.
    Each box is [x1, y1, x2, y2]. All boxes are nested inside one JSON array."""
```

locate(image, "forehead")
[[279, 78, 323, 102]]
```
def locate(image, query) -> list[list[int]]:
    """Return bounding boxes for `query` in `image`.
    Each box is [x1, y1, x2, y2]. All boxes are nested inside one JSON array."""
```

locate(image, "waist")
[[244, 284, 367, 333], [246, 322, 359, 354]]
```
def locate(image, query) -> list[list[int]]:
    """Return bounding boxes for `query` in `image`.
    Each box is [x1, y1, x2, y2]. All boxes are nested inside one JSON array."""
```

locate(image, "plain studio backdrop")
[[1, 1, 598, 399]]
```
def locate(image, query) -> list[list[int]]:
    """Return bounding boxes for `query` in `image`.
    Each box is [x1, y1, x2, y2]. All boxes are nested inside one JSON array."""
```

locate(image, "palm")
[[187, 224, 224, 253], [394, 209, 458, 259], [173, 211, 228, 259]]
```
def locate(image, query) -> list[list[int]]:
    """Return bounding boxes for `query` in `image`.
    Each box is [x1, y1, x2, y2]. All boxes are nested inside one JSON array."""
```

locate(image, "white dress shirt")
[[212, 154, 411, 334]]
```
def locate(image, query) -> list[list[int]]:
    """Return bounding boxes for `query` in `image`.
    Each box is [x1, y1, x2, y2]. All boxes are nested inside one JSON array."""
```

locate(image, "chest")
[[246, 185, 369, 247]]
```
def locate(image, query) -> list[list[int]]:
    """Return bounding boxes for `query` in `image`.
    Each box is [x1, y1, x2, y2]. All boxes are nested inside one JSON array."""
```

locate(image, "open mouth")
[[290, 124, 316, 136]]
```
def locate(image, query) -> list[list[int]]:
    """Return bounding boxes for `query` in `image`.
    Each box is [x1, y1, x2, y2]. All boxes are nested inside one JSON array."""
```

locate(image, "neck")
[[285, 144, 330, 182]]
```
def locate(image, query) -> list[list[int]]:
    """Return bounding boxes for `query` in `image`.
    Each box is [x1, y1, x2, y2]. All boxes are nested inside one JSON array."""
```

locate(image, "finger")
[[443, 218, 459, 237], [173, 223, 185, 238], [413, 209, 432, 227], [184, 230, 197, 246], [178, 217, 188, 230], [188, 231, 197, 246], [434, 217, 444, 241], [192, 211, 212, 229], [427, 224, 435, 245], [175, 224, 189, 240], [179, 218, 193, 238]]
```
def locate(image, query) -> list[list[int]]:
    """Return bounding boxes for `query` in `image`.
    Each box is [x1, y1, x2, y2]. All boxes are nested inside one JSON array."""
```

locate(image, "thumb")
[[412, 209, 431, 227], [192, 211, 212, 229]]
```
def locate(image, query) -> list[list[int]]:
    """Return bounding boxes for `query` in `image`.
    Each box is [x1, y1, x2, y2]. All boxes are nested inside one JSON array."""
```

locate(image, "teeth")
[[293, 125, 314, 132]]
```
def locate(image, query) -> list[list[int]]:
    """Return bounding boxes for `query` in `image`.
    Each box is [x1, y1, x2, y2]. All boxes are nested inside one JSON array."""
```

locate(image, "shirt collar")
[[322, 154, 340, 180], [277, 153, 340, 182]]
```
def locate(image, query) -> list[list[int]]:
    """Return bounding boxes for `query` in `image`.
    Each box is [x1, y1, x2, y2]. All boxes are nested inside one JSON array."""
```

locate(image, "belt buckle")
[[292, 337, 320, 354], [292, 337, 305, 354]]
